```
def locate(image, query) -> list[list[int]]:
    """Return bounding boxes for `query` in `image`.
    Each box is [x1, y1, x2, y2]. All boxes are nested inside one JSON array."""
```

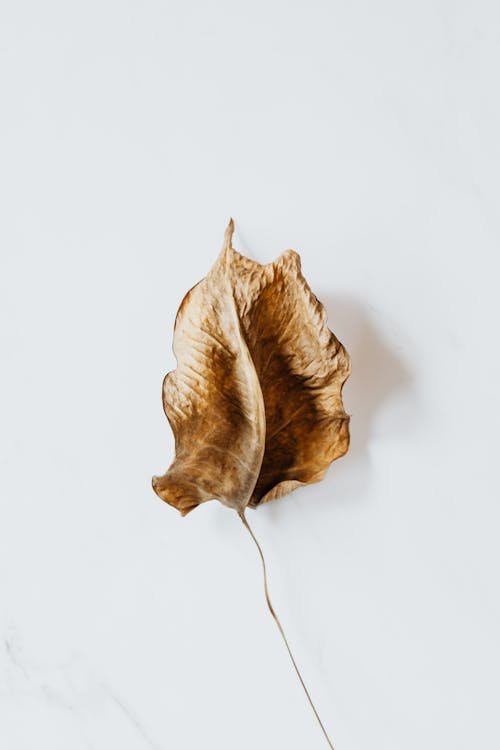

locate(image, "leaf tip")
[[224, 217, 235, 246]]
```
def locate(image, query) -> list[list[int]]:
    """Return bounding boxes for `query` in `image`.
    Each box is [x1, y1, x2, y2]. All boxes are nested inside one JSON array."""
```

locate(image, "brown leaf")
[[152, 220, 350, 516]]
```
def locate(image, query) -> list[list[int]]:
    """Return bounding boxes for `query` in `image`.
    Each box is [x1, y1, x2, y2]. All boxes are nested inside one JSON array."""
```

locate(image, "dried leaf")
[[152, 220, 350, 515]]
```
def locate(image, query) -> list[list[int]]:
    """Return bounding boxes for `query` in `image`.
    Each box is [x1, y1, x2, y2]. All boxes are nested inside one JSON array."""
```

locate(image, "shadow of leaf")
[[320, 293, 413, 504]]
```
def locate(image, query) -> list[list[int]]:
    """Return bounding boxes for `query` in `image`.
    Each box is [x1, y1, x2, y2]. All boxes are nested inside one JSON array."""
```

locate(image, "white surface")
[[1, 2, 499, 748]]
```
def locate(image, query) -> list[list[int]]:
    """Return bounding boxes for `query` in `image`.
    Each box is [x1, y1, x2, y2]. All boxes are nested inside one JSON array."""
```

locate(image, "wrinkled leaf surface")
[[152, 221, 350, 515]]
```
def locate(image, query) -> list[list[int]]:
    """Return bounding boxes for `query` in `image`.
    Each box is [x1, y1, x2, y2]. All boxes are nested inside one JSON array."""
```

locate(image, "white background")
[[1, 1, 499, 748]]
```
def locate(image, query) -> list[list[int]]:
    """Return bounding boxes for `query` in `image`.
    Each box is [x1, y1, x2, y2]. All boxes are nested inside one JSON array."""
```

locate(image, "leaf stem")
[[238, 509, 335, 749]]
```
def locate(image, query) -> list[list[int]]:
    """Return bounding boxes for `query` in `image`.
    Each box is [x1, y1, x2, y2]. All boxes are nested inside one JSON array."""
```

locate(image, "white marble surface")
[[1, 1, 500, 748]]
